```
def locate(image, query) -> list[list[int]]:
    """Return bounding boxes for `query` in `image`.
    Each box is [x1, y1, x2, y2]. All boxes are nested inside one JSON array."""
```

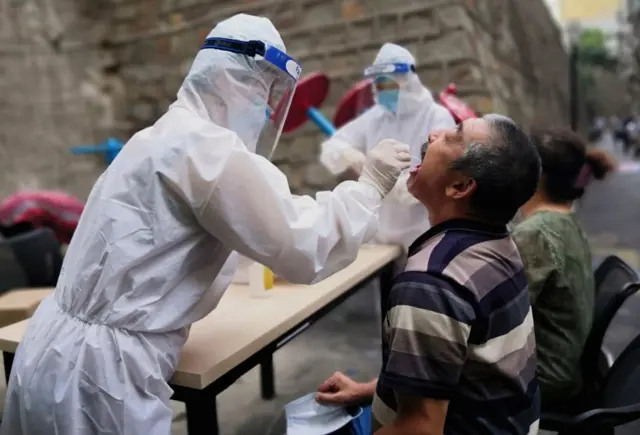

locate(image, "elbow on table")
[[272, 259, 323, 285], [272, 253, 354, 286]]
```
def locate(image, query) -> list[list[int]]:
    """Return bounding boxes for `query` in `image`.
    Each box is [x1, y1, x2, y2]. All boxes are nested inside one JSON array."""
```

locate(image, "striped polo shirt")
[[372, 219, 540, 435]]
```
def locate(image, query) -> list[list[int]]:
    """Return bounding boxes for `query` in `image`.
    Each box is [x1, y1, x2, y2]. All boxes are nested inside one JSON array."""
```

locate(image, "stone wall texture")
[[0, 0, 569, 199]]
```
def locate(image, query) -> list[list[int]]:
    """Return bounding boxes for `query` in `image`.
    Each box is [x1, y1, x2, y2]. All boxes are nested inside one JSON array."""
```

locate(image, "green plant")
[[577, 28, 618, 71], [574, 28, 618, 117]]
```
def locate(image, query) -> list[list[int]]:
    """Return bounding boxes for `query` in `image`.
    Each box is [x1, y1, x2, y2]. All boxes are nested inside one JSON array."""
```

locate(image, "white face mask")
[[284, 393, 360, 435]]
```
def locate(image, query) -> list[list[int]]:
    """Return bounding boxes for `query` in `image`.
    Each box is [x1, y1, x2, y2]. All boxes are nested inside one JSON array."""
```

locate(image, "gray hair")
[[449, 114, 541, 223]]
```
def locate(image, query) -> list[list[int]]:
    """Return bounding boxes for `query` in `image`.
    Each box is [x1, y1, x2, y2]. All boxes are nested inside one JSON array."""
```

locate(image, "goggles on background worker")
[[202, 37, 302, 159], [364, 63, 415, 90], [363, 62, 415, 78]]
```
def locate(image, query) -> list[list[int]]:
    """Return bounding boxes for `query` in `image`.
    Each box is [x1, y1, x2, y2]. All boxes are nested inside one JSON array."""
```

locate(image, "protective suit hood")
[[372, 43, 433, 118], [175, 14, 286, 151], [373, 42, 415, 65]]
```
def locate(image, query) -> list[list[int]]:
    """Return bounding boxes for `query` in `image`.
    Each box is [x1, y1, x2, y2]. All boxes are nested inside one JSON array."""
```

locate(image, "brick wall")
[[0, 0, 114, 199], [0, 0, 569, 199]]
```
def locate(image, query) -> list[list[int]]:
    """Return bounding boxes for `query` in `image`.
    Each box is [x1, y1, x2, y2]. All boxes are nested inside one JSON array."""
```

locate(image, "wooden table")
[[0, 245, 401, 434], [0, 288, 53, 328]]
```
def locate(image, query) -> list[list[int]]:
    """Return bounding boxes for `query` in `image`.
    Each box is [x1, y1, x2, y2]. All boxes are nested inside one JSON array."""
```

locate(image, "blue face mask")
[[376, 90, 399, 113]]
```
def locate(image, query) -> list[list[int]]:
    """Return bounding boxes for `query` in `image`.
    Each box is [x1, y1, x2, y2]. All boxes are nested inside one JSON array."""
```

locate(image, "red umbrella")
[[438, 83, 477, 123], [333, 78, 374, 129], [0, 191, 84, 244]]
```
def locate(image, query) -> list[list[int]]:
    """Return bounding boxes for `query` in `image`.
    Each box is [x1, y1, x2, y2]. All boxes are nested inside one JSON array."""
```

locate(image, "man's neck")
[[428, 206, 481, 227], [520, 192, 572, 219]]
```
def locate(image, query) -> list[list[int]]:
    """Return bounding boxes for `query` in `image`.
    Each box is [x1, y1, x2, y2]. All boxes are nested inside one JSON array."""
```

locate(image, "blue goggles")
[[201, 37, 302, 81], [363, 62, 415, 77]]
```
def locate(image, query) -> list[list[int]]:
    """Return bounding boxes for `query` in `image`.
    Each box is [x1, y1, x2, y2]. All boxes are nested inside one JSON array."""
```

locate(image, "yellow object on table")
[[264, 267, 274, 290], [249, 263, 274, 297]]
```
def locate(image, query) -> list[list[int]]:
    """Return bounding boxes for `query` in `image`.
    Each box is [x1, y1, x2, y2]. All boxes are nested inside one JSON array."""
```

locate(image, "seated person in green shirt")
[[512, 127, 616, 409]]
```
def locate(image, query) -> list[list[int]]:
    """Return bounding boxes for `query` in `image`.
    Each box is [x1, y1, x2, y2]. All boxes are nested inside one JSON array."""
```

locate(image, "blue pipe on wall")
[[306, 107, 336, 136], [70, 137, 124, 165]]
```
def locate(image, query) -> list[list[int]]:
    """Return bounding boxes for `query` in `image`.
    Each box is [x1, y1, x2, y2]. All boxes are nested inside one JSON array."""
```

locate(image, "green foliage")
[[579, 28, 606, 49], [576, 28, 618, 71], [573, 27, 618, 116]]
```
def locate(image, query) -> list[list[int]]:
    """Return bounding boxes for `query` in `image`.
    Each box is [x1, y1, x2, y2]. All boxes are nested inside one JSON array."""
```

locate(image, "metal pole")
[[569, 43, 579, 131]]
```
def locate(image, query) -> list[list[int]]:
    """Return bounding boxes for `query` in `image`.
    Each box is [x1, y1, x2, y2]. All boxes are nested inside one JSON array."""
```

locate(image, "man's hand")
[[316, 372, 376, 406]]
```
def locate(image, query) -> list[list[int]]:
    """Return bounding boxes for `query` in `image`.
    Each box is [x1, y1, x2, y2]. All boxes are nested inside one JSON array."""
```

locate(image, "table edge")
[[172, 245, 401, 389]]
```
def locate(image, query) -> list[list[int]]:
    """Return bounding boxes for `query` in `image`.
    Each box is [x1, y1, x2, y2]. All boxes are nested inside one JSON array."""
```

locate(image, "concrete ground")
[[1, 131, 640, 434]]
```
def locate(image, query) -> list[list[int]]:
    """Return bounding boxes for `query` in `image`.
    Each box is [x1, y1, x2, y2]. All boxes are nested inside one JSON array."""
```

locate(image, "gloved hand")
[[341, 148, 367, 176], [359, 139, 412, 198]]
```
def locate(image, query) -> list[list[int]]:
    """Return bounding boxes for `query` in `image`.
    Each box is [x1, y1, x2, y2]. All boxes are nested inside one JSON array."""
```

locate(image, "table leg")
[[260, 355, 275, 400], [185, 393, 218, 435], [3, 351, 14, 385]]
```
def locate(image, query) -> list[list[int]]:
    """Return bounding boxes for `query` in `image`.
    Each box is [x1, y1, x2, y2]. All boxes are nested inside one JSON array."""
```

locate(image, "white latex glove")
[[341, 148, 366, 175], [358, 139, 412, 198], [388, 171, 420, 204]]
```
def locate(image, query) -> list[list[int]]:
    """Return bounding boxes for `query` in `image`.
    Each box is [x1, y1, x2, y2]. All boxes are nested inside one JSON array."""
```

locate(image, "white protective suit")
[[0, 14, 410, 435], [320, 43, 456, 249]]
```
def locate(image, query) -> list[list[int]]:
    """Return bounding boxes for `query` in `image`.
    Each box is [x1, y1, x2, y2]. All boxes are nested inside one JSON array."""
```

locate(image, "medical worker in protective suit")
[[320, 43, 456, 249], [0, 14, 411, 435]]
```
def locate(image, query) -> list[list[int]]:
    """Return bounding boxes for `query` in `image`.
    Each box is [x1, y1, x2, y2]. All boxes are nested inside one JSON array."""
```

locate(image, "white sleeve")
[[320, 115, 369, 175], [430, 105, 457, 130], [161, 130, 382, 285]]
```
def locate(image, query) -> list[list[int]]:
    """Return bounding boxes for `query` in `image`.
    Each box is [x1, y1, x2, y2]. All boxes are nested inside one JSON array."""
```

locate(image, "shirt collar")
[[408, 218, 508, 256]]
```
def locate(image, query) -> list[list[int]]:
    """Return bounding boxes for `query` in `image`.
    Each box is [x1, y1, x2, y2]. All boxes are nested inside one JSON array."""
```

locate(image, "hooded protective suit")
[[0, 15, 409, 435], [320, 43, 456, 249]]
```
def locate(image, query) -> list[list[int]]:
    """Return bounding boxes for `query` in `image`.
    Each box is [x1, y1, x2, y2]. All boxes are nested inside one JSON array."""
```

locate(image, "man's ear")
[[445, 176, 476, 199]]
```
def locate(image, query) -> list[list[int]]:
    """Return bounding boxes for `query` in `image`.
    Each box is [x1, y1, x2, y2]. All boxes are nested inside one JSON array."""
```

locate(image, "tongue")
[[410, 164, 421, 174]]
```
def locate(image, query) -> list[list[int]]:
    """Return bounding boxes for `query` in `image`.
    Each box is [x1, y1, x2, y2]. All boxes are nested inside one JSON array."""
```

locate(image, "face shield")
[[201, 38, 301, 159], [363, 63, 414, 114]]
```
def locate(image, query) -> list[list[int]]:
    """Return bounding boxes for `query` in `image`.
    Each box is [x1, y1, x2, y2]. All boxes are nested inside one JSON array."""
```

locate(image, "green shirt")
[[512, 211, 594, 399]]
